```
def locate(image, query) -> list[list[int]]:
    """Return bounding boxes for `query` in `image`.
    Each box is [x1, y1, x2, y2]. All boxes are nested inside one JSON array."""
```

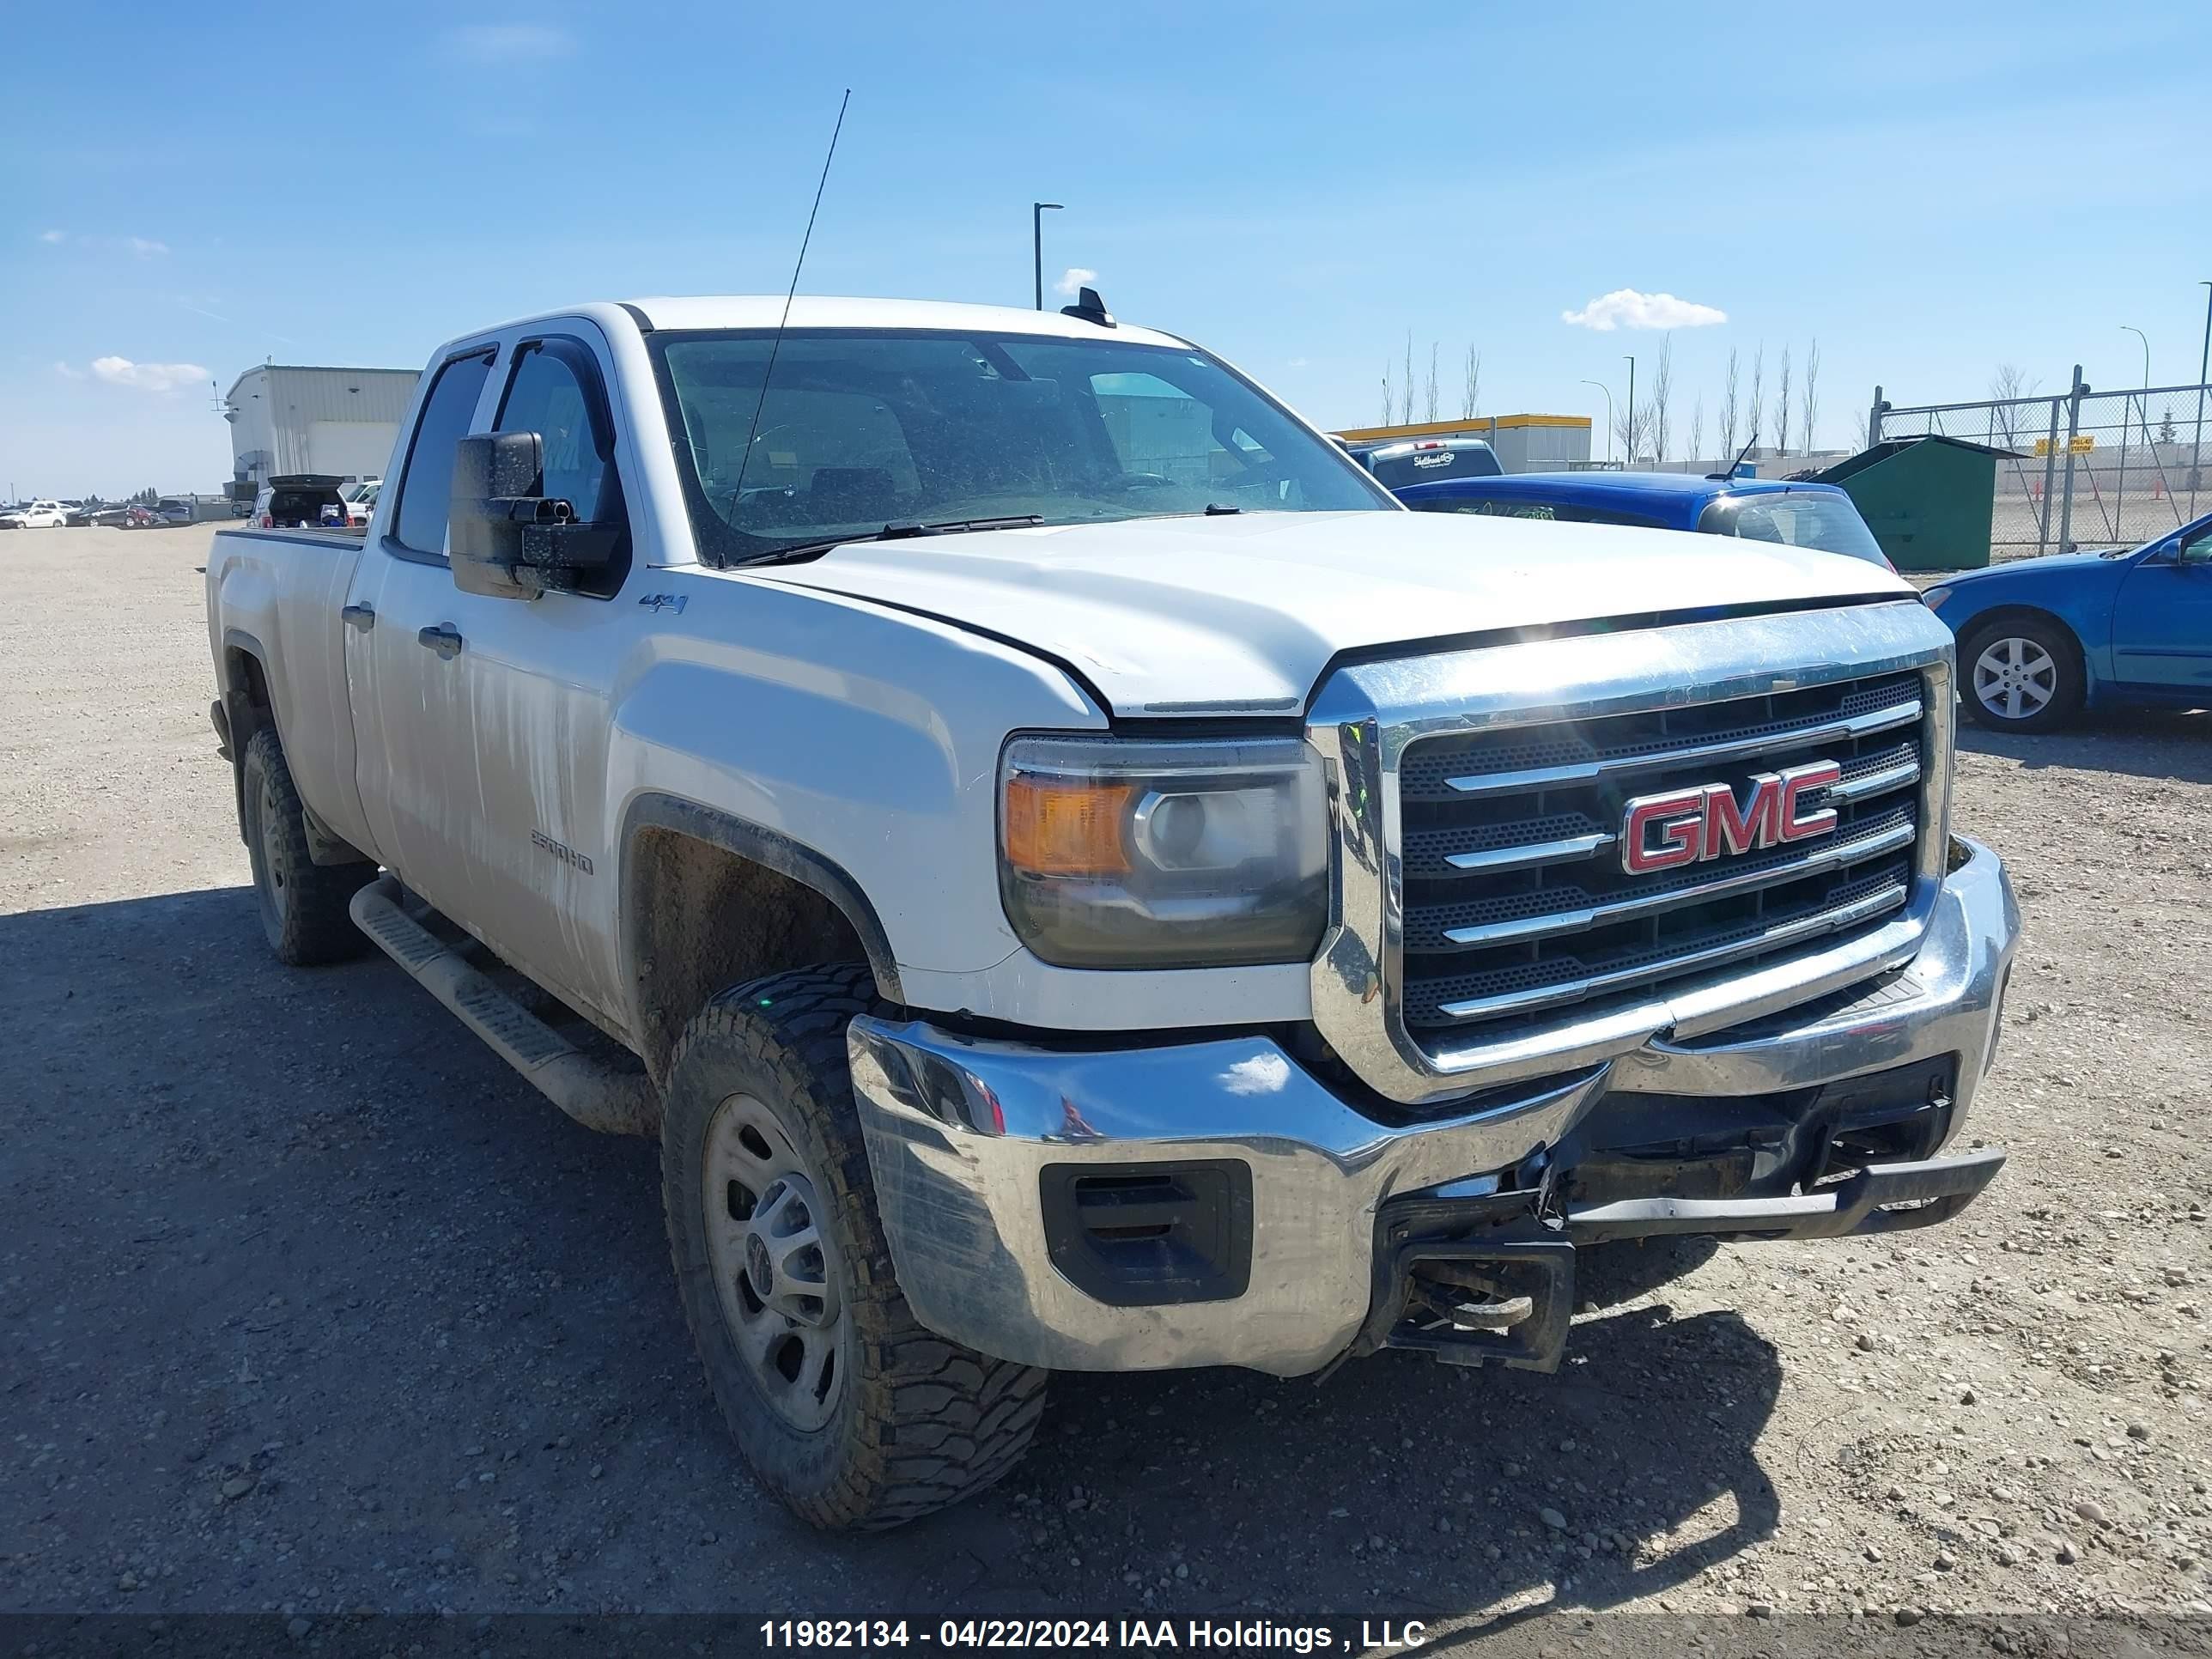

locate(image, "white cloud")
[[1561, 288, 1728, 331], [1054, 265, 1097, 299], [1286, 357, 1309, 368], [34, 229, 170, 256], [447, 23, 575, 59], [1220, 1053, 1291, 1097], [88, 356, 210, 394], [52, 362, 85, 380]]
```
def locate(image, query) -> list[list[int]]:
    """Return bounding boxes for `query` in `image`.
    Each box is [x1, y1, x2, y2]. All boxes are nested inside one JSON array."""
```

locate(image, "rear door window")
[[392, 350, 495, 558]]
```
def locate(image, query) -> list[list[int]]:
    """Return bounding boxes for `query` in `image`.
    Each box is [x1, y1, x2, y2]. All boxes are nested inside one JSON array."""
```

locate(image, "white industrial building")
[[222, 363, 421, 488]]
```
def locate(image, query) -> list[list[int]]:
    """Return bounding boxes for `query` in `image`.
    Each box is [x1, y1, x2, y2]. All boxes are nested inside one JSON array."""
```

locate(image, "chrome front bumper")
[[848, 836, 2019, 1378]]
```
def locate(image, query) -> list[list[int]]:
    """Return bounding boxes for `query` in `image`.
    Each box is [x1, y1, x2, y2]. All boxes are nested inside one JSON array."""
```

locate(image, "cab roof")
[[471, 295, 1194, 351], [1398, 470, 1849, 507]]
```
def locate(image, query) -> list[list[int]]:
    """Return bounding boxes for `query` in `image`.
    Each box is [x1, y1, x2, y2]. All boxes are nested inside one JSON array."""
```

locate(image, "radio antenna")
[[732, 88, 850, 508]]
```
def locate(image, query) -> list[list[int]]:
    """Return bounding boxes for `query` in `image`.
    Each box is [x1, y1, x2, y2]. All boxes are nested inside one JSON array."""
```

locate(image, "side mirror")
[[449, 431, 619, 599]]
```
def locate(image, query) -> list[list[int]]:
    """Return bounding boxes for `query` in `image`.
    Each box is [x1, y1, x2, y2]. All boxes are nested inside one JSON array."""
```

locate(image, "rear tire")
[[661, 963, 1047, 1530], [240, 726, 373, 964], [1958, 617, 2083, 733]]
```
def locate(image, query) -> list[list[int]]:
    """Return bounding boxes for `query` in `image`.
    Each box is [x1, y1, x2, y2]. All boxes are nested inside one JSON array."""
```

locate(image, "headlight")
[[998, 734, 1327, 969], [1922, 586, 1952, 612]]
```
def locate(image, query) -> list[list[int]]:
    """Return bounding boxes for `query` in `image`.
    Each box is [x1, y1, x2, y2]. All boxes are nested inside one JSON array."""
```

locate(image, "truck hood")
[[759, 510, 1912, 717]]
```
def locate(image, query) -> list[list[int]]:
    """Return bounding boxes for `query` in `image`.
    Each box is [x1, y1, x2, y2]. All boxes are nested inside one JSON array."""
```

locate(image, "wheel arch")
[[617, 793, 903, 1086], [218, 629, 276, 829]]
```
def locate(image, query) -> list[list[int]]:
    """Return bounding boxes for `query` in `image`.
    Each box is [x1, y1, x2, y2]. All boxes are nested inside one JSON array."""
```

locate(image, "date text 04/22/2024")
[[757, 1620, 1429, 1651]]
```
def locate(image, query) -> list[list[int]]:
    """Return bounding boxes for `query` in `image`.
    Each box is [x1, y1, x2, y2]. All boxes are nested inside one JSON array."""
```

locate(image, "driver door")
[[2109, 522, 2212, 694]]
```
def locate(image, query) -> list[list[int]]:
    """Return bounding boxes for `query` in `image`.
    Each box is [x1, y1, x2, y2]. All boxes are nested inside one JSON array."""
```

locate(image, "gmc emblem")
[[1620, 760, 1841, 875]]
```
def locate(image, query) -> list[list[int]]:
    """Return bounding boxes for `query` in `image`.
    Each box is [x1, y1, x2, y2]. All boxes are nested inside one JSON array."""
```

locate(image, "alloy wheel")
[[1972, 636, 2057, 721]]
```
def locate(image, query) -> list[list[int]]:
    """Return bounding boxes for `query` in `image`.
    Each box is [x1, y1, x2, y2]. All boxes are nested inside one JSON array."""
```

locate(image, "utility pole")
[[2193, 281, 2210, 520], [2119, 325, 2148, 541], [1580, 380, 1614, 463], [1623, 356, 1637, 465], [1030, 203, 1062, 310]]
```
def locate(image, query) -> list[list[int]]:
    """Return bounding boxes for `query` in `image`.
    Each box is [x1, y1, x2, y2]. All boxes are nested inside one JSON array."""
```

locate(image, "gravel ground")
[[3, 525, 2209, 1644]]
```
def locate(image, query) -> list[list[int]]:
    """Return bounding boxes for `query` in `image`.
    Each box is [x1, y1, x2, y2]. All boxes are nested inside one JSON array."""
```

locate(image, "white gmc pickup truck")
[[205, 295, 2020, 1530]]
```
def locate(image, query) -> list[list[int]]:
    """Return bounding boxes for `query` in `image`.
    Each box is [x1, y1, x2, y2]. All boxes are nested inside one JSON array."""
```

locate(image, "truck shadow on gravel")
[[1018, 1264, 1780, 1626], [1954, 706, 2212, 783], [1, 884, 1779, 1626]]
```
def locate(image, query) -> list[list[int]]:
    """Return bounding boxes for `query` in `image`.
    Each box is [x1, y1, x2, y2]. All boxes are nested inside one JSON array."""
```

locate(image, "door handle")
[[341, 602, 375, 631], [416, 623, 465, 659]]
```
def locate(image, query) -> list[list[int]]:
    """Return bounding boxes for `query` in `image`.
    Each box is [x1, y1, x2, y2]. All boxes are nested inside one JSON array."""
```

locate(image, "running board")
[[349, 875, 659, 1137]]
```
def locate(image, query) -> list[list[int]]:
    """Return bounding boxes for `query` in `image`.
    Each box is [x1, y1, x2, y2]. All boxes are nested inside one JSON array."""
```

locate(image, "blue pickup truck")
[[1394, 469, 1895, 568], [1922, 511, 2212, 731]]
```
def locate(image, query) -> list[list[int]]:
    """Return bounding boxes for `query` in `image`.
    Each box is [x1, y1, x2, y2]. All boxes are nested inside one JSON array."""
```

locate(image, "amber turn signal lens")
[[1003, 776, 1133, 876]]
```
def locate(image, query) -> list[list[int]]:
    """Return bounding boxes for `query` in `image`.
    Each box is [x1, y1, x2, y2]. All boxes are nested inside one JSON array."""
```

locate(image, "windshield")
[[1696, 490, 1890, 567], [650, 328, 1394, 563]]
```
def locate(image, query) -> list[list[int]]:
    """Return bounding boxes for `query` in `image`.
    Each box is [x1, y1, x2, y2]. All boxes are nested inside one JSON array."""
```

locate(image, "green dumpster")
[[1813, 435, 2020, 573]]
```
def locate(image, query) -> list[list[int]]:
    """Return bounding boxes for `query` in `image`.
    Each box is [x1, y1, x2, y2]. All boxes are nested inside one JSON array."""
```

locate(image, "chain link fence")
[[1871, 373, 2212, 562]]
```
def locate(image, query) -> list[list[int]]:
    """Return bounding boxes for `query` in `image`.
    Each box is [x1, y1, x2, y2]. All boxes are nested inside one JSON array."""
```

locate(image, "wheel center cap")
[[744, 1231, 773, 1297]]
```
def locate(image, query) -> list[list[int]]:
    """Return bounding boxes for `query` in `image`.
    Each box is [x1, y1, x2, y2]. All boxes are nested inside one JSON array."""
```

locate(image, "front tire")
[[240, 726, 373, 964], [661, 963, 1046, 1530], [1959, 617, 2083, 732]]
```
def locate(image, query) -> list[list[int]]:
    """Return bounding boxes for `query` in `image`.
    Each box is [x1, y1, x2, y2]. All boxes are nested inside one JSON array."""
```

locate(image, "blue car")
[[1922, 512, 2212, 732], [1394, 468, 1895, 569]]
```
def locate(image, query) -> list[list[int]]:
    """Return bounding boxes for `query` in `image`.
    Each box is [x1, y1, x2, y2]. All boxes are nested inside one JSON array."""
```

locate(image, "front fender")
[[603, 572, 1105, 1005]]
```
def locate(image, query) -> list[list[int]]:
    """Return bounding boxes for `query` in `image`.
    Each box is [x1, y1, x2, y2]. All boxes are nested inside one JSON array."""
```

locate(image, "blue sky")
[[3, 0, 2209, 496]]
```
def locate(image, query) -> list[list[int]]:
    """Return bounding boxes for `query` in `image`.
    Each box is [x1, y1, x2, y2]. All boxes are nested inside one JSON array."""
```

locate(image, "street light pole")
[[1031, 202, 1062, 310], [2119, 325, 2148, 542], [1580, 379, 1614, 463], [1623, 356, 1636, 466], [2193, 282, 2210, 521]]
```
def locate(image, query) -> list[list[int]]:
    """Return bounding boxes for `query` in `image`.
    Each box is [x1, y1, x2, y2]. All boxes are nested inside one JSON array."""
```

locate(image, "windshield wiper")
[[738, 515, 1046, 567]]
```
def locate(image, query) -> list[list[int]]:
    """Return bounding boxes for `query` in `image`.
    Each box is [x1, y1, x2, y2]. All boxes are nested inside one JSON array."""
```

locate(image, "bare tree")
[[1800, 338, 1821, 455], [1402, 331, 1415, 425], [1381, 364, 1393, 428], [1773, 344, 1793, 456], [1718, 349, 1741, 459], [1688, 393, 1705, 475], [1988, 362, 2039, 448], [1649, 334, 1674, 465], [1614, 395, 1652, 468], [1461, 344, 1481, 420], [1748, 344, 1765, 456], [1424, 342, 1440, 423]]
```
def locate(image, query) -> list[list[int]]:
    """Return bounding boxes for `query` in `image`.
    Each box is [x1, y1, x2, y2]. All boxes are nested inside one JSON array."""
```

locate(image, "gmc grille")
[[1394, 672, 1931, 1037]]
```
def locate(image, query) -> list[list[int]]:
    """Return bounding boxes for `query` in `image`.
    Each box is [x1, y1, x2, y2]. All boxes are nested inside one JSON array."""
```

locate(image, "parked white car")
[[204, 294, 2019, 1531], [2, 499, 70, 529], [341, 477, 382, 527]]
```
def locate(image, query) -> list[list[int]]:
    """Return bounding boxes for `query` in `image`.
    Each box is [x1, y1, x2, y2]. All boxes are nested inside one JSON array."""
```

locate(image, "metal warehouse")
[[222, 364, 421, 487]]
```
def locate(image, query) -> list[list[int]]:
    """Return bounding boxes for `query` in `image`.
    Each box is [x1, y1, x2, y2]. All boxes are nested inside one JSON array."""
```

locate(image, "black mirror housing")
[[450, 431, 621, 599]]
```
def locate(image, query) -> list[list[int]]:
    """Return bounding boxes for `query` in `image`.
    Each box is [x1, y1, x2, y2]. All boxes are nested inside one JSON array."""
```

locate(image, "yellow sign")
[[2033, 435, 2096, 455]]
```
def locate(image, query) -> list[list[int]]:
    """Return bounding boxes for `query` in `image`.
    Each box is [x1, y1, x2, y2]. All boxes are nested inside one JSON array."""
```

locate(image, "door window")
[[393, 351, 494, 557], [495, 340, 616, 522]]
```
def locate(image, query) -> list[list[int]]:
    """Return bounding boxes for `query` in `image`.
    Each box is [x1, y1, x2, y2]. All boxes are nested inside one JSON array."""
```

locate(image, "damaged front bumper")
[[848, 836, 2019, 1379]]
